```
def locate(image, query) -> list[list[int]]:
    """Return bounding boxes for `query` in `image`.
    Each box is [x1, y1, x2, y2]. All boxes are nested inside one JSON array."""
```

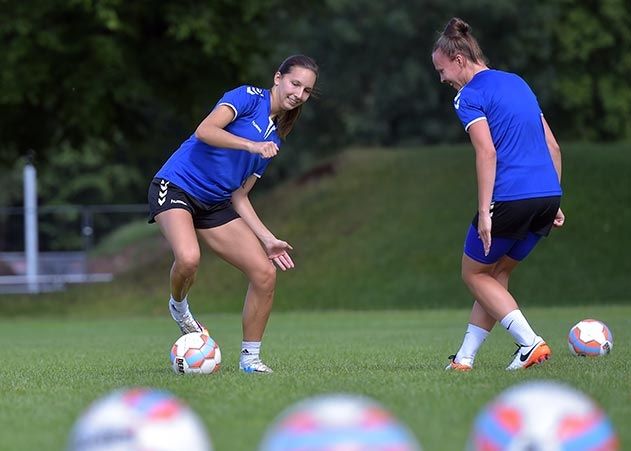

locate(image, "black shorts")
[[471, 196, 561, 240], [147, 178, 240, 229]]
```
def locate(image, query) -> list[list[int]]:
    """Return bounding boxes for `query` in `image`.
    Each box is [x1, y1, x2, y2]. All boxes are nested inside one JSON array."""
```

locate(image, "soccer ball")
[[67, 387, 212, 451], [467, 380, 618, 450], [170, 332, 221, 374], [568, 319, 613, 357], [258, 393, 422, 451]]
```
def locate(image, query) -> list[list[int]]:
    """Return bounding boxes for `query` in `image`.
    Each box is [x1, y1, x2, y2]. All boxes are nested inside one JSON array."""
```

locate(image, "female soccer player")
[[148, 55, 318, 373], [432, 18, 564, 371]]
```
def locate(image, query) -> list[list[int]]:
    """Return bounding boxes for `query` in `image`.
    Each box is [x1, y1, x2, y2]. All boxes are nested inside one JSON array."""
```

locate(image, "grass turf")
[[1, 305, 629, 450]]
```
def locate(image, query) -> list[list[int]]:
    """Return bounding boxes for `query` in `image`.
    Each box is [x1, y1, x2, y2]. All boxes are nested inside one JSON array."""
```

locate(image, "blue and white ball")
[[67, 387, 212, 451], [468, 380, 618, 450], [170, 332, 221, 374], [259, 393, 422, 450]]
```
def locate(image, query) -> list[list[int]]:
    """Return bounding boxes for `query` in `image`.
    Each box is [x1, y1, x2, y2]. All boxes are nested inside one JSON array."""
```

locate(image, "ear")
[[273, 71, 282, 86], [456, 54, 465, 68]]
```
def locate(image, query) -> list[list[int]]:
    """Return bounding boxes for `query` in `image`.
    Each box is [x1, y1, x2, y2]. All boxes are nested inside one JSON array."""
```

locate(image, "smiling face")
[[273, 66, 317, 112], [432, 49, 466, 91]]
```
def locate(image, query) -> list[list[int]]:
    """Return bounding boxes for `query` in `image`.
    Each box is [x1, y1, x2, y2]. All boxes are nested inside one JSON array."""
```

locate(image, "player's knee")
[[461, 265, 487, 289], [461, 268, 475, 288], [175, 250, 200, 276], [251, 263, 277, 292]]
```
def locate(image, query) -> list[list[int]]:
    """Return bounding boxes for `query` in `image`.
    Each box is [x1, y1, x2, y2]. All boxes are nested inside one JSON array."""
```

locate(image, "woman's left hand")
[[553, 207, 565, 228], [264, 239, 295, 271]]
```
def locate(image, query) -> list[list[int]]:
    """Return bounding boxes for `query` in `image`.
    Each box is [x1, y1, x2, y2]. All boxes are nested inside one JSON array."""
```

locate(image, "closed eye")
[[292, 80, 313, 94]]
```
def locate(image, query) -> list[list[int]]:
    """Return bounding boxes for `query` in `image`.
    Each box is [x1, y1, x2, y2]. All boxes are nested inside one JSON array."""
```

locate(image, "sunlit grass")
[[1, 306, 629, 450]]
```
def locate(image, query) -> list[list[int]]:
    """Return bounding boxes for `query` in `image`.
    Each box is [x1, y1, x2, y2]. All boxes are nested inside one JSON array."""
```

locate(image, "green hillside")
[[2, 143, 629, 316]]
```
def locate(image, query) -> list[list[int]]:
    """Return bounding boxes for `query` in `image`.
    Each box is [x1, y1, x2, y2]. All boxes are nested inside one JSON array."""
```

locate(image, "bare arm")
[[541, 115, 565, 227], [194, 105, 279, 158], [231, 175, 294, 270], [468, 120, 497, 256], [542, 116, 562, 182]]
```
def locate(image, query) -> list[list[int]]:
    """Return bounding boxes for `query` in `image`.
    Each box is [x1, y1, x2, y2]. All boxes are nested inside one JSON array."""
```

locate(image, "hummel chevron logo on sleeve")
[[158, 180, 169, 206], [454, 92, 461, 110], [246, 86, 264, 97]]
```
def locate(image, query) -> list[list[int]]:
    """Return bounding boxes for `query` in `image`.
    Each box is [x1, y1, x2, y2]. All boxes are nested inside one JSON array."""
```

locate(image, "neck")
[[269, 86, 280, 117], [464, 63, 489, 84]]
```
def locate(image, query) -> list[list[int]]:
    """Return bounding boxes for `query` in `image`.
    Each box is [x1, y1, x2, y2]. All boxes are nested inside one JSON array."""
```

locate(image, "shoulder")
[[218, 85, 268, 116], [460, 70, 519, 101], [456, 83, 483, 110], [485, 70, 531, 89], [222, 85, 266, 100]]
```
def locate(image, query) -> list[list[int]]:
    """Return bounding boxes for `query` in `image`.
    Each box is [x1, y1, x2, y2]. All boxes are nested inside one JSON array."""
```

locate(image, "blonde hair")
[[274, 55, 319, 139], [433, 17, 488, 65]]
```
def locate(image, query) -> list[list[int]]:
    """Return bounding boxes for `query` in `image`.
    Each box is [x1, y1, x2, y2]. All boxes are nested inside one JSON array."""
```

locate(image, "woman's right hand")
[[263, 238, 295, 271], [247, 141, 279, 159], [478, 211, 492, 256]]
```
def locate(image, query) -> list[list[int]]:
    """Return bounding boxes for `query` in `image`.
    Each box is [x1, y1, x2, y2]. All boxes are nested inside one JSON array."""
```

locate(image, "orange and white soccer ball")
[[170, 332, 221, 374], [468, 380, 618, 450], [568, 319, 613, 357]]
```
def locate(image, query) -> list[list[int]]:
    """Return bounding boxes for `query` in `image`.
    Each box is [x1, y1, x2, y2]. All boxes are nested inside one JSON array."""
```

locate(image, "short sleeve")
[[253, 158, 272, 178], [216, 85, 265, 121], [454, 89, 487, 132]]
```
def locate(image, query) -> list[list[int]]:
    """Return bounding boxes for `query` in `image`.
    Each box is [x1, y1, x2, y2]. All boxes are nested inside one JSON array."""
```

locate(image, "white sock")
[[500, 310, 537, 346], [240, 341, 261, 365], [169, 296, 190, 321], [455, 323, 490, 365]]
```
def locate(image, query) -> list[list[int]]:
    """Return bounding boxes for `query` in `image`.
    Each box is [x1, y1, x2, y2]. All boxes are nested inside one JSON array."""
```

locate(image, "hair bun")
[[444, 17, 471, 38]]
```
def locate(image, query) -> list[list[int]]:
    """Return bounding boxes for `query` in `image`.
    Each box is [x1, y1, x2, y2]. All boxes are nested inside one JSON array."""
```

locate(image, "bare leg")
[[197, 218, 276, 341], [461, 254, 520, 321], [155, 209, 200, 301], [468, 255, 521, 330], [461, 253, 548, 370], [449, 255, 523, 368]]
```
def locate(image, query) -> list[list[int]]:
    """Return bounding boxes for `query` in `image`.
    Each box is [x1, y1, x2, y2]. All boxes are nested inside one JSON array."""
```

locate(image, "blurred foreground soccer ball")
[[171, 332, 221, 374], [568, 319, 613, 357], [67, 387, 212, 451], [468, 380, 618, 451], [259, 393, 422, 451]]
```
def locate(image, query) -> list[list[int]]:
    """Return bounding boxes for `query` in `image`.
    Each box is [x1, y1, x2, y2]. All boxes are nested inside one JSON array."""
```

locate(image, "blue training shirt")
[[454, 69, 562, 201], [156, 85, 279, 203]]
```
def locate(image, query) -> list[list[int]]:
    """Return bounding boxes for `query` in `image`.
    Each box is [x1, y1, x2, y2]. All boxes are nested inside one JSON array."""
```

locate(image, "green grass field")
[[1, 306, 629, 450], [1, 143, 629, 449]]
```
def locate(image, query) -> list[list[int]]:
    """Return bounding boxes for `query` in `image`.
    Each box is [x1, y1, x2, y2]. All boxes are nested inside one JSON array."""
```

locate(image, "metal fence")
[[0, 204, 148, 294]]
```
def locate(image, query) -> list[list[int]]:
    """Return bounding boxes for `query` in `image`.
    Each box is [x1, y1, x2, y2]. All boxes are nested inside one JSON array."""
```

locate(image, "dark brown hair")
[[433, 17, 488, 65], [274, 55, 319, 139]]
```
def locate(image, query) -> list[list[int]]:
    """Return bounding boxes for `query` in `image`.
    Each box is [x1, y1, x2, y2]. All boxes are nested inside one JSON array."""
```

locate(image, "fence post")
[[24, 156, 39, 293], [81, 207, 94, 252]]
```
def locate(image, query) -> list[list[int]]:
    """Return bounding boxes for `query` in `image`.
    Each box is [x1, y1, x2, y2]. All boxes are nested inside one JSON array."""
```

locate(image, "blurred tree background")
[[1, 0, 629, 212]]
